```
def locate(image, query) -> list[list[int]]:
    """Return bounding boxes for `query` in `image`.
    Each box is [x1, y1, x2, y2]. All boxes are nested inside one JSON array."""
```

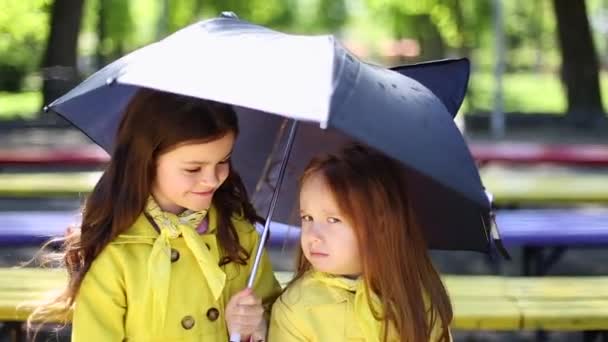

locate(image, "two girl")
[[32, 91, 453, 341]]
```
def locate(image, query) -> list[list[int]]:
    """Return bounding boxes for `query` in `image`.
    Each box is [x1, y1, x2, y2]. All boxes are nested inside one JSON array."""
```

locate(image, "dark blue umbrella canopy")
[[49, 16, 494, 253]]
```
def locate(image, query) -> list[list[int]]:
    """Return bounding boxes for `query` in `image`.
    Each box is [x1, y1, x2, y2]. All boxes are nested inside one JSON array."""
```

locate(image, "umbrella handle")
[[246, 119, 299, 288], [232, 120, 297, 342], [230, 334, 256, 342]]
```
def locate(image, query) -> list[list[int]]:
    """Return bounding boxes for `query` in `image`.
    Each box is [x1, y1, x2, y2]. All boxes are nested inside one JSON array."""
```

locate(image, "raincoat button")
[[181, 316, 195, 329], [206, 307, 220, 321], [170, 249, 180, 262]]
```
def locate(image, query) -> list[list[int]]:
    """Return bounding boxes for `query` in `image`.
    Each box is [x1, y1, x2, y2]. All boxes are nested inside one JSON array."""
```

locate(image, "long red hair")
[[289, 143, 452, 342]]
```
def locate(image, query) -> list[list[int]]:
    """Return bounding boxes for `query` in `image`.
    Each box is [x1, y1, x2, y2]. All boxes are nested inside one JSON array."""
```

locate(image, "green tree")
[[95, 0, 133, 68], [41, 0, 85, 107], [552, 0, 604, 125], [0, 0, 49, 91]]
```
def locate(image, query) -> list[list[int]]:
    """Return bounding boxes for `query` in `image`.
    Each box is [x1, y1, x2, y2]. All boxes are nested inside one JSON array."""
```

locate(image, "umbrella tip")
[[219, 11, 239, 19], [43, 105, 50, 113]]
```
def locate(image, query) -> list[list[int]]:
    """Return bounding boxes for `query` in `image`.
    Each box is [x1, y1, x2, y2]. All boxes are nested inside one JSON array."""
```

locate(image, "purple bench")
[[3, 209, 607, 247], [3, 209, 608, 276], [0, 211, 78, 246], [497, 209, 608, 247], [494, 209, 608, 276]]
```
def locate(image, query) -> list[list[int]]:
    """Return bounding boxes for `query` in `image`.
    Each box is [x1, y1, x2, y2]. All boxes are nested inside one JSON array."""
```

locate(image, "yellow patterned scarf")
[[144, 196, 226, 331], [312, 271, 388, 342]]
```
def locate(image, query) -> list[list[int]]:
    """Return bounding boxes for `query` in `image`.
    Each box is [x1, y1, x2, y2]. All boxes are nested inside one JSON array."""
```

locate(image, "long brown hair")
[[290, 144, 452, 342], [29, 88, 260, 326]]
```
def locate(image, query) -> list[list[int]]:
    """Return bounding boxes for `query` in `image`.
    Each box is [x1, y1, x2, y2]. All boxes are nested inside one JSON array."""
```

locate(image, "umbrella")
[[48, 13, 506, 323]]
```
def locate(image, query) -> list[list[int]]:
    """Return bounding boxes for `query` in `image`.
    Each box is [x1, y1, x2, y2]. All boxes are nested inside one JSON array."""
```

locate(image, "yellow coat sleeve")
[[71, 246, 126, 341], [268, 297, 308, 341]]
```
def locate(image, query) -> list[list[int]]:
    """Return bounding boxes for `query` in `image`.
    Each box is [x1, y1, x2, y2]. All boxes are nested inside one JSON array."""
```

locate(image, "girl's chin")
[[310, 264, 361, 278], [182, 199, 212, 212]]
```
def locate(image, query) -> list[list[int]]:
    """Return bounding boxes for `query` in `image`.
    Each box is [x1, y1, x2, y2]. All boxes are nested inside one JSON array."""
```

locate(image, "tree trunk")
[[552, 0, 604, 126], [41, 0, 85, 108], [96, 0, 108, 69], [452, 0, 476, 111], [413, 14, 445, 62]]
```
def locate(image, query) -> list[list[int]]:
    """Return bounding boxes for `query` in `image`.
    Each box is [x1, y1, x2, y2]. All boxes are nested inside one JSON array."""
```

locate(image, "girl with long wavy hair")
[[269, 144, 452, 341], [29, 89, 281, 341]]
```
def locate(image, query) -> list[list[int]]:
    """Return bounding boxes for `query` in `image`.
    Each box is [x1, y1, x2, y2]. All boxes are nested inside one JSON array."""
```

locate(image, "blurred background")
[[3, 0, 608, 131], [1, 0, 608, 341]]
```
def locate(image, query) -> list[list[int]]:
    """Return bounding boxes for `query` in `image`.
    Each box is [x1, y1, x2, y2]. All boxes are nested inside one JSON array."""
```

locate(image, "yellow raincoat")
[[72, 206, 281, 341], [268, 271, 451, 342]]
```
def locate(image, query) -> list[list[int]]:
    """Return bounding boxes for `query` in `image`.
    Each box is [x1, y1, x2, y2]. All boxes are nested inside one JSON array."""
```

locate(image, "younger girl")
[[269, 144, 452, 342], [30, 89, 281, 341]]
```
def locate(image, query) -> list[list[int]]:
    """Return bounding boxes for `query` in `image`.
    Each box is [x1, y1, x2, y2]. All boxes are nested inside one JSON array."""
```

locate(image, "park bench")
[[3, 208, 608, 278], [0, 269, 607, 341], [2, 142, 608, 168], [470, 142, 608, 167], [3, 166, 608, 205], [0, 147, 108, 168]]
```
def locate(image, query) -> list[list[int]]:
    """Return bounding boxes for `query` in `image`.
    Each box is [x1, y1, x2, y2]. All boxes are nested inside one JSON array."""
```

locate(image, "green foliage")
[[0, 91, 41, 119], [200, 0, 296, 30], [364, 0, 461, 45], [0, 0, 50, 90]]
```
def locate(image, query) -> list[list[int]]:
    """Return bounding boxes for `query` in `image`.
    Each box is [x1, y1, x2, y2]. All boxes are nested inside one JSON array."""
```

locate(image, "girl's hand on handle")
[[225, 288, 264, 341], [251, 317, 268, 342]]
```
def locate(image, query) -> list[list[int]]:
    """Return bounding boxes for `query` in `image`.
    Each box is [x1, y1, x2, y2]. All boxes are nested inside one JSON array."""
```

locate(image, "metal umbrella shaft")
[[230, 119, 298, 342], [247, 119, 298, 287]]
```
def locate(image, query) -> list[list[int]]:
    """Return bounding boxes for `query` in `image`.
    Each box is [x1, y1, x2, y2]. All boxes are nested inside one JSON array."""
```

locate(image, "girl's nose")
[[307, 223, 324, 242], [199, 169, 219, 188]]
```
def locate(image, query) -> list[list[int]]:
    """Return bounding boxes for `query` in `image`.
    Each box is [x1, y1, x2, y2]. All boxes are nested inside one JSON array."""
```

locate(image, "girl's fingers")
[[234, 304, 264, 317], [236, 294, 262, 306], [230, 288, 253, 302], [225, 289, 265, 337]]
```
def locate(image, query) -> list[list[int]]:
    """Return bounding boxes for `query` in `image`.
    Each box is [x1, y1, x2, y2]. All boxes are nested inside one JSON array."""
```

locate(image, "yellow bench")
[[2, 268, 608, 334], [480, 165, 608, 205], [5, 167, 608, 204], [0, 172, 101, 197]]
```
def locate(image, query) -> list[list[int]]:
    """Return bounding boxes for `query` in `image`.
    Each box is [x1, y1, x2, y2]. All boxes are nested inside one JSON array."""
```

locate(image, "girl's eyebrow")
[[183, 152, 232, 164]]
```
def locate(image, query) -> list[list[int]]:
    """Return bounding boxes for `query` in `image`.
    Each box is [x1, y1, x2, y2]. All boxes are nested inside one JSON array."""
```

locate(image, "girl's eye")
[[219, 158, 231, 164], [184, 168, 200, 173], [301, 215, 313, 222], [327, 217, 341, 224]]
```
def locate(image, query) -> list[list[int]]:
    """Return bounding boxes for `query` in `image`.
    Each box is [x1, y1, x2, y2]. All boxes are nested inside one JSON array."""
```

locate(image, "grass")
[[3, 72, 608, 120], [0, 91, 41, 120], [466, 71, 608, 115], [468, 72, 566, 114]]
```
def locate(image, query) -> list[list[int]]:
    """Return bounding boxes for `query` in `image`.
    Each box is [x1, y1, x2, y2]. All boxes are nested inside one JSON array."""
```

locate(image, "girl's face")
[[151, 132, 235, 214], [299, 172, 362, 277]]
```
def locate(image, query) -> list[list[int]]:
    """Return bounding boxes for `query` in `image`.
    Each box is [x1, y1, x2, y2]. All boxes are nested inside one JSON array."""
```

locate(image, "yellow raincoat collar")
[[114, 205, 221, 243], [112, 204, 226, 335], [311, 271, 386, 342]]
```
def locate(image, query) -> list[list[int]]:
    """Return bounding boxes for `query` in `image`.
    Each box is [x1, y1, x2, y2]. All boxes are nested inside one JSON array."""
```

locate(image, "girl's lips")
[[191, 189, 214, 196], [310, 251, 329, 257]]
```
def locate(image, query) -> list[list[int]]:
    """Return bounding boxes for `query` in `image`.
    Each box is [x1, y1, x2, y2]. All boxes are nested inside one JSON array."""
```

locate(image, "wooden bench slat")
[[443, 276, 508, 297], [518, 299, 608, 330], [481, 165, 608, 204], [0, 146, 108, 166], [3, 165, 608, 204], [2, 269, 608, 331], [0, 172, 101, 197], [507, 277, 608, 299], [470, 142, 608, 167], [451, 298, 521, 330]]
